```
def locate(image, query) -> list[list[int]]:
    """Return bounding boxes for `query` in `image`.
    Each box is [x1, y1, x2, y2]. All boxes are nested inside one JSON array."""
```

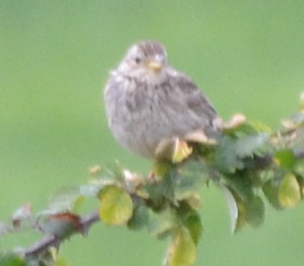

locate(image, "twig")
[[22, 210, 100, 258]]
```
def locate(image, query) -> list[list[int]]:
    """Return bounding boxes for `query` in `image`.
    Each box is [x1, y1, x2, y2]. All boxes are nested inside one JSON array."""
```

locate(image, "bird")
[[104, 40, 219, 158]]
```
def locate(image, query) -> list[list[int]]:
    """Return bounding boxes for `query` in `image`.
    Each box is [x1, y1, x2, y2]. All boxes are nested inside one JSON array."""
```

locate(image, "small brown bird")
[[104, 40, 219, 158]]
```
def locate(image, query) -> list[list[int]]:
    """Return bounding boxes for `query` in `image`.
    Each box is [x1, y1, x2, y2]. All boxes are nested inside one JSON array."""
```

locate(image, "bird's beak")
[[147, 60, 163, 73]]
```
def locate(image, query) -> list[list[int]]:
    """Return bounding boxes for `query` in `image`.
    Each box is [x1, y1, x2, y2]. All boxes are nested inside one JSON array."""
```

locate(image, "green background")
[[1, 1, 304, 265]]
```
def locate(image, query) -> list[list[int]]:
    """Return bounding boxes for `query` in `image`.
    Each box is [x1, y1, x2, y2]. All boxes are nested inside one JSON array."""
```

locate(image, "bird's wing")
[[175, 72, 218, 122]]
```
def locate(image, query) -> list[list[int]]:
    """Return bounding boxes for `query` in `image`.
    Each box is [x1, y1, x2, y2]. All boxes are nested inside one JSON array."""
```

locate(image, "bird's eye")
[[134, 57, 141, 64]]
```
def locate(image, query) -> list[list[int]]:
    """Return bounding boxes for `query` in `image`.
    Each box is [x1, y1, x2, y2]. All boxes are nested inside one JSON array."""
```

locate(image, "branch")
[[22, 210, 99, 258], [3, 106, 304, 266]]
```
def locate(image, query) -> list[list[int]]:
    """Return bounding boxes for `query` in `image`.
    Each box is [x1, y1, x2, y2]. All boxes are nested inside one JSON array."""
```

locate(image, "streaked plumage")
[[104, 40, 219, 158]]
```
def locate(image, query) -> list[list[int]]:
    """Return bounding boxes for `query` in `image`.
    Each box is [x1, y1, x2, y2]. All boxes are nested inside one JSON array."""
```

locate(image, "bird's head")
[[117, 40, 169, 84]]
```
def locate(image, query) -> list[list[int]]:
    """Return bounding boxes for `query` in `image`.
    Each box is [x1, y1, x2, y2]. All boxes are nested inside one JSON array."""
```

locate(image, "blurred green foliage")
[[1, 1, 304, 266]]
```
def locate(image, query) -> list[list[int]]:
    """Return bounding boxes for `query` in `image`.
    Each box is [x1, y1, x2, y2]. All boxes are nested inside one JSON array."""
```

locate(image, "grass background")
[[1, 1, 304, 265]]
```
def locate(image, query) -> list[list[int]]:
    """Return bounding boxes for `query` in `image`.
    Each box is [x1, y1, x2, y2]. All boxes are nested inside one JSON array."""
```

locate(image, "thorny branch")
[[21, 211, 99, 258], [16, 146, 304, 259]]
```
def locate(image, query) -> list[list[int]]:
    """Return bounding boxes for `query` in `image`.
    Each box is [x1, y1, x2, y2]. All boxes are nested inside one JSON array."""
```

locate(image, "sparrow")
[[104, 40, 219, 158]]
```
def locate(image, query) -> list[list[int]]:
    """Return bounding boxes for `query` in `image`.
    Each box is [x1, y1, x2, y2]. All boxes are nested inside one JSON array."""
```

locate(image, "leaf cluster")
[[2, 100, 304, 266]]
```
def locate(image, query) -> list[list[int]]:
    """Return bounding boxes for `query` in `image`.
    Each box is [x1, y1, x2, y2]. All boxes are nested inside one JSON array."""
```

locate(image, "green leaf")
[[147, 208, 177, 239], [263, 172, 302, 209], [274, 149, 296, 169], [262, 178, 284, 210], [293, 159, 304, 178], [173, 160, 209, 202], [235, 133, 269, 157], [221, 186, 246, 233], [214, 136, 243, 173], [152, 160, 172, 180], [245, 196, 265, 228], [141, 171, 175, 206], [278, 173, 301, 207], [98, 185, 133, 225], [167, 227, 196, 266], [221, 185, 264, 232], [54, 257, 68, 266], [175, 202, 203, 245], [127, 201, 149, 231], [0, 253, 25, 266], [223, 174, 254, 202], [221, 172, 265, 230], [182, 212, 203, 245]]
